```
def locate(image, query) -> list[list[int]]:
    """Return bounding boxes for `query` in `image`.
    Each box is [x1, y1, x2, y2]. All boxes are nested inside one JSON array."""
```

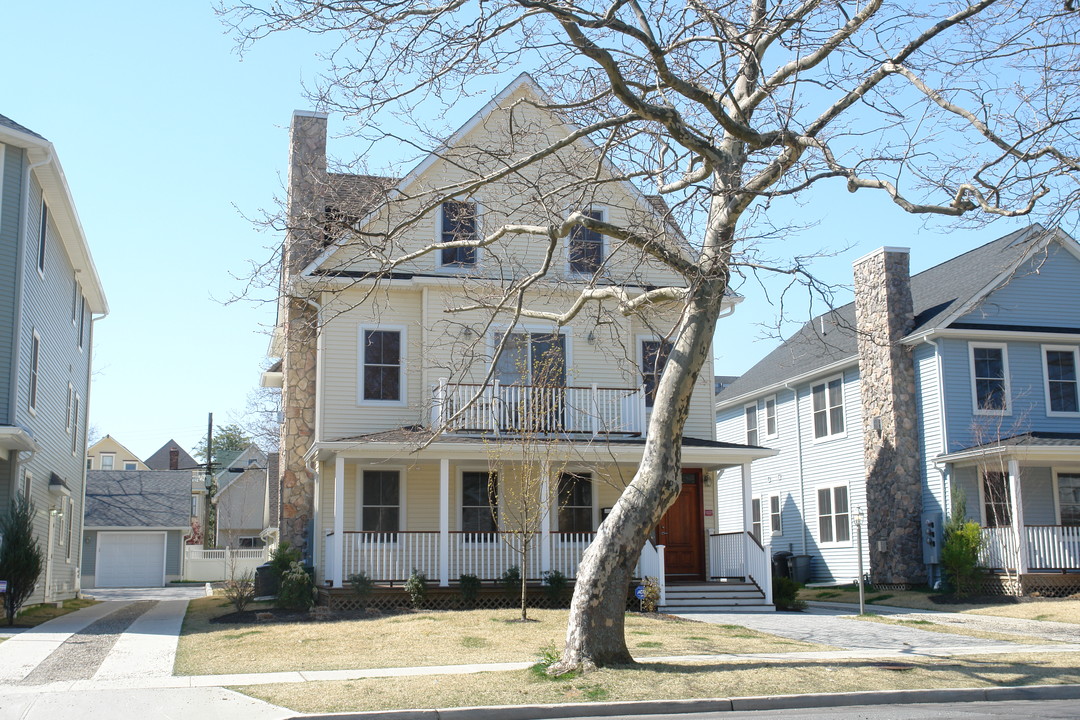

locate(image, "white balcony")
[[431, 380, 646, 436]]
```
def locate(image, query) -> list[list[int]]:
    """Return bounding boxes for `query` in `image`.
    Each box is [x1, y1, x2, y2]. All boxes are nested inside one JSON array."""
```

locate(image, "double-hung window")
[[641, 339, 673, 408], [982, 471, 1011, 527], [461, 470, 498, 533], [361, 470, 400, 533], [439, 200, 477, 267], [970, 343, 1009, 414], [769, 495, 782, 535], [37, 200, 47, 274], [811, 377, 844, 439], [1057, 473, 1080, 526], [745, 404, 759, 445], [557, 472, 593, 533], [751, 498, 762, 541], [71, 394, 80, 455], [763, 396, 778, 438], [100, 454, 115, 470], [817, 486, 850, 543], [66, 384, 75, 433], [568, 208, 604, 274], [1044, 346, 1079, 415], [360, 328, 404, 402]]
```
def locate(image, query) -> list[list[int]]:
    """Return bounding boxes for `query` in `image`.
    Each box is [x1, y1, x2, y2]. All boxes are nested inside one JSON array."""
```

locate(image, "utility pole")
[[203, 413, 216, 549]]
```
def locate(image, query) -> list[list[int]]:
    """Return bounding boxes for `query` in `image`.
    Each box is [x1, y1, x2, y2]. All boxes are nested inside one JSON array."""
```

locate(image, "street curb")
[[289, 683, 1080, 719]]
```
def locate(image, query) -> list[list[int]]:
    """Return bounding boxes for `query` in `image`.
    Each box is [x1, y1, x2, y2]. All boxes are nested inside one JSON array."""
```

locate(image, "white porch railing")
[[980, 525, 1080, 571], [431, 380, 646, 435], [325, 530, 672, 588], [708, 531, 772, 605]]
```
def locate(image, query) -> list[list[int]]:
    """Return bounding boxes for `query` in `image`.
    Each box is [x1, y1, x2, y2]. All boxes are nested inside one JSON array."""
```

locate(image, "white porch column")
[[439, 458, 450, 587], [740, 463, 754, 534], [540, 460, 552, 574], [1007, 459, 1028, 575], [333, 456, 345, 589]]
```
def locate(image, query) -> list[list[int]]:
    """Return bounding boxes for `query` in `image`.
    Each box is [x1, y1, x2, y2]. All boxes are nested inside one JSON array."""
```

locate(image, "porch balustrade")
[[979, 525, 1080, 571], [431, 380, 646, 435], [708, 530, 773, 605]]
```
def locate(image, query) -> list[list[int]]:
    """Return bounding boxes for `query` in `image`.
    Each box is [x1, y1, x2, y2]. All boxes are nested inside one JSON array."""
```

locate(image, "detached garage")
[[83, 470, 191, 588]]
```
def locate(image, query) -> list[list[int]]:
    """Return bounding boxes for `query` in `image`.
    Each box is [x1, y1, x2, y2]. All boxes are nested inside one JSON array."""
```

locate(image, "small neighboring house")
[[82, 470, 191, 588], [143, 438, 199, 471], [0, 113, 108, 603], [213, 444, 276, 548], [267, 75, 774, 610], [716, 226, 1080, 596], [86, 435, 148, 471]]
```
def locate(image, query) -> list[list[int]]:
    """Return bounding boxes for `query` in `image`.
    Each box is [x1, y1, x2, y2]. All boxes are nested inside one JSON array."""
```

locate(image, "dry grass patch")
[[12, 598, 98, 628], [854, 614, 1065, 645], [802, 587, 1080, 624], [176, 598, 823, 676], [235, 652, 1080, 714]]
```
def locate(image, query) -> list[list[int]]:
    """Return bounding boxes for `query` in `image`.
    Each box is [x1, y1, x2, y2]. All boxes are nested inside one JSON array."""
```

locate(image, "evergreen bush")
[[277, 561, 316, 610], [0, 496, 44, 626], [405, 569, 427, 609]]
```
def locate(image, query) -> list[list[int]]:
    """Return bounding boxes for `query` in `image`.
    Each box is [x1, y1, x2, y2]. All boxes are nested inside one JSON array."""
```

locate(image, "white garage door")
[[96, 532, 166, 587]]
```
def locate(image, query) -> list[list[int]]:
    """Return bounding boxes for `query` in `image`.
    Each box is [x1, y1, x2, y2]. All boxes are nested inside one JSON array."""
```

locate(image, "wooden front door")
[[657, 469, 705, 581]]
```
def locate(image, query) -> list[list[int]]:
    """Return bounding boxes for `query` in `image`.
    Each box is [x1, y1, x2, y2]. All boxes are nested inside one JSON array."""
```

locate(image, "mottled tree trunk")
[[550, 273, 728, 673]]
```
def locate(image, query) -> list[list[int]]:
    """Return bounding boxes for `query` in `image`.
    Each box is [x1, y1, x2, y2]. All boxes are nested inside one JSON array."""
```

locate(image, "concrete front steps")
[[660, 581, 774, 613]]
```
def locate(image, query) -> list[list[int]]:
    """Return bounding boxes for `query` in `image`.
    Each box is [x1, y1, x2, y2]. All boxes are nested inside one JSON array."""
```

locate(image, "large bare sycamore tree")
[[227, 0, 1079, 672]]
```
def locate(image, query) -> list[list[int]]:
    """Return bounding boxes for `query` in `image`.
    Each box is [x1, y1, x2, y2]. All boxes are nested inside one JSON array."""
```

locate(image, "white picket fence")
[[184, 546, 270, 582]]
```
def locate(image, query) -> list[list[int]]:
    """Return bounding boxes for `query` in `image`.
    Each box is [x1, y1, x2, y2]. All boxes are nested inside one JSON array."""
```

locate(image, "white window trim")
[[66, 384, 75, 433], [357, 324, 408, 406], [750, 497, 762, 541], [1042, 345, 1080, 418], [565, 205, 606, 276], [744, 403, 759, 446], [554, 468, 598, 533], [809, 374, 847, 442], [71, 393, 80, 455], [767, 493, 783, 536], [28, 330, 41, 415], [123, 461, 138, 471], [1051, 467, 1080, 525], [72, 276, 80, 326], [457, 466, 499, 534], [969, 342, 1012, 416], [817, 484, 852, 547], [763, 395, 779, 440], [490, 325, 574, 385], [100, 453, 116, 471], [435, 199, 483, 270], [355, 466, 408, 532]]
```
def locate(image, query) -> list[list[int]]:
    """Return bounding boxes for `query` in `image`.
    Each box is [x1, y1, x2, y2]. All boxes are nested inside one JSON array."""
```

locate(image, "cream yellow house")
[[86, 435, 148, 472], [268, 75, 775, 610]]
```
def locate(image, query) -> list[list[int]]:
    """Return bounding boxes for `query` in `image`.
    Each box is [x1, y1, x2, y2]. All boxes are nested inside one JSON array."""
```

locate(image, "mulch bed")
[[209, 606, 413, 624]]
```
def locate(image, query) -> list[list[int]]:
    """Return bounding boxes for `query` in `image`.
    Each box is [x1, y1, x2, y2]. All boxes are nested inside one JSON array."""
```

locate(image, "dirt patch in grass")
[[176, 598, 824, 676], [800, 586, 1080, 624], [8, 599, 99, 629], [234, 652, 1080, 714], [854, 614, 1065, 645]]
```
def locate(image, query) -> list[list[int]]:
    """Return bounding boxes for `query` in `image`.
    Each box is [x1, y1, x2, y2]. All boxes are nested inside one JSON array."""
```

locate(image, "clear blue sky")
[[3, 3, 1041, 459]]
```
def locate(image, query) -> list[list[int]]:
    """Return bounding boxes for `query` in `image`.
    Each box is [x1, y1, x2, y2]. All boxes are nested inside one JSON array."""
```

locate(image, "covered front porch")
[[941, 432, 1080, 594], [308, 429, 777, 607]]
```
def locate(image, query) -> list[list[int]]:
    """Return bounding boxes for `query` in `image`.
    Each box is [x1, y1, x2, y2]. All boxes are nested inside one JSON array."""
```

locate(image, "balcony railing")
[[431, 380, 646, 435], [979, 525, 1080, 571]]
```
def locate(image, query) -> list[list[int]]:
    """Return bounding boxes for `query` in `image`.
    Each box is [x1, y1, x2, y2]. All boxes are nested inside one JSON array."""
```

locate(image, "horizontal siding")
[[914, 341, 947, 520], [957, 243, 1080, 328], [0, 144, 23, 420]]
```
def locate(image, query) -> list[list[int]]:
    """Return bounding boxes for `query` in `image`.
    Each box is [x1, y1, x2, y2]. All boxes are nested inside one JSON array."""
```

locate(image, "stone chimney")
[[169, 447, 179, 470], [853, 247, 925, 586], [278, 111, 327, 561]]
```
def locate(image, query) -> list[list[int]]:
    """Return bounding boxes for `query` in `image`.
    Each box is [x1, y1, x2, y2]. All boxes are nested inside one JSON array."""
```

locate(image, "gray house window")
[[811, 377, 844, 439], [461, 471, 498, 533], [362, 329, 402, 401], [439, 201, 477, 266], [568, 209, 604, 274], [362, 470, 400, 533]]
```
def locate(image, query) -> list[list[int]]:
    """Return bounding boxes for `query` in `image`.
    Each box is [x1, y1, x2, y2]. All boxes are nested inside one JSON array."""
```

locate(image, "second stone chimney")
[[169, 447, 179, 470], [853, 247, 925, 586]]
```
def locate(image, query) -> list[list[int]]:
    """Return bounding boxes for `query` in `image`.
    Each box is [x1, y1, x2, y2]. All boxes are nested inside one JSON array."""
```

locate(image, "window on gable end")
[[764, 396, 778, 437], [439, 200, 478, 266], [568, 208, 604, 274], [745, 404, 759, 445]]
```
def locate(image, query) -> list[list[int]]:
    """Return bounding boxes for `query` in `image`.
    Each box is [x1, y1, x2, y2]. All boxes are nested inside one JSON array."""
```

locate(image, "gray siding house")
[[0, 114, 107, 603], [717, 226, 1080, 595]]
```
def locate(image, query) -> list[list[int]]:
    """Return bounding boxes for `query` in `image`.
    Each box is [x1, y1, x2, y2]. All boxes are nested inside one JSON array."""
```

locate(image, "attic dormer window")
[[568, 208, 604, 274], [439, 201, 477, 266]]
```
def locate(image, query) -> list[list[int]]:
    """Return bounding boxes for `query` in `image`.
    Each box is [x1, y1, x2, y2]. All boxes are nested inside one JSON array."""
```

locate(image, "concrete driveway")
[[82, 585, 210, 601]]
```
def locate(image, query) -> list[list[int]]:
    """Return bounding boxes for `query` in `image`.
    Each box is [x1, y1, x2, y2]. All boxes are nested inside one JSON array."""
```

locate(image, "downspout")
[[303, 295, 323, 570], [923, 336, 950, 589], [784, 381, 807, 555]]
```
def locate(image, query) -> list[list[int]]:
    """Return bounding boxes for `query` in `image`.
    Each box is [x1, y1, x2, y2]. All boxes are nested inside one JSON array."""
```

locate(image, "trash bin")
[[772, 550, 793, 578], [789, 554, 812, 584], [254, 563, 279, 597]]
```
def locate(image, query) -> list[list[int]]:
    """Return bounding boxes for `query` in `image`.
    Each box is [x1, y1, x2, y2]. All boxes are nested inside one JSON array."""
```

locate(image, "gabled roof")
[[716, 225, 1070, 408], [84, 470, 192, 528], [0, 112, 107, 314], [144, 440, 199, 471]]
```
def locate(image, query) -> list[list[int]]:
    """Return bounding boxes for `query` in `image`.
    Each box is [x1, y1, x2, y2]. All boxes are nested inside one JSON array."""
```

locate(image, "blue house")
[[715, 226, 1080, 596], [0, 114, 108, 603]]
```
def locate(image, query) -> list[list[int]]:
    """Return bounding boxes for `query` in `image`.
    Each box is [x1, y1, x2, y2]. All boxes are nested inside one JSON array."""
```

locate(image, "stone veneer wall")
[[853, 248, 926, 585], [278, 112, 328, 559]]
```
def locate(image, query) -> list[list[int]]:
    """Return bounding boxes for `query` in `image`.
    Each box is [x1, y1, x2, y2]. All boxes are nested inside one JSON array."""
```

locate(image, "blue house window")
[[970, 343, 1009, 414], [1044, 346, 1079, 415]]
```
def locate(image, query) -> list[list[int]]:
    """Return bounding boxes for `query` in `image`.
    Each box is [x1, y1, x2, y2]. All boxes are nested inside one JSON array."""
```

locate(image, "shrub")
[[347, 572, 374, 608], [772, 575, 806, 611], [268, 542, 301, 583], [277, 561, 316, 610], [942, 494, 984, 597], [405, 569, 427, 609], [0, 496, 44, 626], [499, 566, 521, 598], [223, 570, 256, 612], [541, 570, 569, 607], [459, 573, 481, 607], [641, 576, 661, 612]]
